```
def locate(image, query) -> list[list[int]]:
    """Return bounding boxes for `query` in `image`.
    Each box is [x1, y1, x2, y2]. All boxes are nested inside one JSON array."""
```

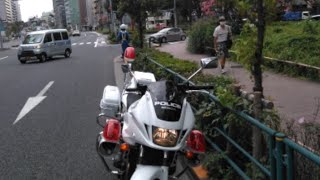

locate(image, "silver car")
[[149, 27, 186, 43], [17, 29, 72, 64]]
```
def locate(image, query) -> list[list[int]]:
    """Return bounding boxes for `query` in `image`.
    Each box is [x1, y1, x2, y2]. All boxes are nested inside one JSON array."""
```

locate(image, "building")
[[79, 0, 88, 29], [86, 0, 94, 28], [93, 0, 103, 29], [41, 11, 55, 28], [13, 1, 21, 22], [3, 0, 14, 23], [64, 0, 81, 29], [146, 11, 172, 30], [0, 0, 21, 23], [53, 0, 67, 28], [0, 0, 6, 21]]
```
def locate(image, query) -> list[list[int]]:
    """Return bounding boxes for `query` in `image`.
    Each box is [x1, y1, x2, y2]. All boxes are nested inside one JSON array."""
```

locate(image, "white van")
[[17, 29, 72, 64]]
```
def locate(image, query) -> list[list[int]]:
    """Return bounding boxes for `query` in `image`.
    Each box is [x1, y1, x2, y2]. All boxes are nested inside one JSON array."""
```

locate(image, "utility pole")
[[252, 0, 265, 177], [174, 0, 177, 27], [0, 33, 3, 49], [0, 19, 3, 49]]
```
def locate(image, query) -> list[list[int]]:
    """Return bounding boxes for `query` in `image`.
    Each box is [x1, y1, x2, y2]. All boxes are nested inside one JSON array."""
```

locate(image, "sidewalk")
[[156, 41, 320, 124], [1, 39, 21, 49]]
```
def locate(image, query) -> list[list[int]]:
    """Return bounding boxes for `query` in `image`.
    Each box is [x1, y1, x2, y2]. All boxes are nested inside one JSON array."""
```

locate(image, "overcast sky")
[[19, 0, 53, 22]]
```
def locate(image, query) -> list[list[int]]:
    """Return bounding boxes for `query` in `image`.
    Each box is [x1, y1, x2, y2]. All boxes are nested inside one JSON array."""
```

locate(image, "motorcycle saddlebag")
[[100, 85, 120, 117]]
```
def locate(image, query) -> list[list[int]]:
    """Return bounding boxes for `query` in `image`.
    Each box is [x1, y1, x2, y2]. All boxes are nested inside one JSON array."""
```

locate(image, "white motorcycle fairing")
[[122, 91, 195, 151], [130, 165, 168, 180]]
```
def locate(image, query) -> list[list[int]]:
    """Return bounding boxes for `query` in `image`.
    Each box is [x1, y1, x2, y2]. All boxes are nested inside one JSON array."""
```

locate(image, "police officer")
[[117, 24, 130, 58]]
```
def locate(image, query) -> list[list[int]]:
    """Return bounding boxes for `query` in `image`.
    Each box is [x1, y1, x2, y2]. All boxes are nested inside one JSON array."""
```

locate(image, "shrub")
[[102, 28, 110, 35], [133, 48, 281, 179], [108, 32, 118, 44], [187, 18, 218, 54], [131, 30, 143, 48]]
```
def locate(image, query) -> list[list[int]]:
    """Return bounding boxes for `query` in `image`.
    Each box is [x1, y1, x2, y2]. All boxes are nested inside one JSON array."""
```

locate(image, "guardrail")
[[143, 56, 320, 180]]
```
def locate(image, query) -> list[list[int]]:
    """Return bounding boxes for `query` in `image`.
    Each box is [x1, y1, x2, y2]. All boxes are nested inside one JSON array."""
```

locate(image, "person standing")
[[213, 16, 232, 74], [117, 24, 130, 58]]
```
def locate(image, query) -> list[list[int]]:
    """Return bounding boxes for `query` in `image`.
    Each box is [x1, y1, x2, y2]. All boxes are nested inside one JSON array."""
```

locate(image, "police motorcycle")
[[96, 47, 218, 180]]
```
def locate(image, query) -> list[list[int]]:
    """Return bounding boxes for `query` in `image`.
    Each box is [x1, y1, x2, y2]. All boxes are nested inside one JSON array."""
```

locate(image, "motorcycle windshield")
[[147, 81, 184, 122]]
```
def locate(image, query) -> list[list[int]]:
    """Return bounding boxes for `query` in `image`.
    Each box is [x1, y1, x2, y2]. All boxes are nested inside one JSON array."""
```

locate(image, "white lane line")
[[85, 33, 87, 37], [13, 81, 54, 125], [79, 42, 84, 45], [94, 39, 99, 48], [0, 56, 9, 61], [101, 41, 106, 44], [86, 42, 92, 45], [72, 43, 77, 46]]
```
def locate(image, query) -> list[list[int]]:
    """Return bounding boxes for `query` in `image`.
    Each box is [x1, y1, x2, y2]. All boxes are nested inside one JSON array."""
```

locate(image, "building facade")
[[79, 0, 87, 28], [0, 0, 21, 23], [13, 1, 21, 22], [0, 0, 6, 22], [53, 0, 67, 28], [64, 0, 81, 29], [86, 0, 94, 28]]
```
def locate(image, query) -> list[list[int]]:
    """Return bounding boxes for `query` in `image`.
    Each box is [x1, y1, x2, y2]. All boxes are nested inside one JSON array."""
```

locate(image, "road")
[[0, 32, 120, 179]]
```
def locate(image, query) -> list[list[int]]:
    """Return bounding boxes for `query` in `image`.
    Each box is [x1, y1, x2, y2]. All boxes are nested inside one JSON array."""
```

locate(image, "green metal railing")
[[143, 56, 320, 180]]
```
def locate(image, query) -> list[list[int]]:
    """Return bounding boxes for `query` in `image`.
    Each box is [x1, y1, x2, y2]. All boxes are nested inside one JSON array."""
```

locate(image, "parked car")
[[311, 15, 320, 20], [17, 29, 72, 64], [72, 30, 81, 36], [149, 27, 186, 43]]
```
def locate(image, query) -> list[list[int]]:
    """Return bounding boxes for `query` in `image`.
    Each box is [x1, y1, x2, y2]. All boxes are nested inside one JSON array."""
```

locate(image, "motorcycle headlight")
[[152, 127, 179, 147]]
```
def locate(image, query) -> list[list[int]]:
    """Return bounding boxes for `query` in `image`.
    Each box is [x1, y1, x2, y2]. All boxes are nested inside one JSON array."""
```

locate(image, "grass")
[[263, 21, 320, 67]]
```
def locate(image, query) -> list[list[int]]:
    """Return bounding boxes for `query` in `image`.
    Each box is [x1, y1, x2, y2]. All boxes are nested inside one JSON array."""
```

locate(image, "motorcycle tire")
[[120, 149, 138, 180]]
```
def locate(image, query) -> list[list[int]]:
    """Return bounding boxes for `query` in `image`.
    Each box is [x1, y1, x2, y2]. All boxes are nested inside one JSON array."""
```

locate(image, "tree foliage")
[[116, 0, 160, 48]]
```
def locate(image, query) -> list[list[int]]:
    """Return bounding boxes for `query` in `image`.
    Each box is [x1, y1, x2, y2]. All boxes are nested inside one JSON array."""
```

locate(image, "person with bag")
[[117, 24, 130, 58], [213, 16, 232, 74]]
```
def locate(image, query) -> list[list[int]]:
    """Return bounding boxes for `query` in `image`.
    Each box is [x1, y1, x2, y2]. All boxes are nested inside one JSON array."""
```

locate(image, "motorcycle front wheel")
[[119, 148, 139, 180]]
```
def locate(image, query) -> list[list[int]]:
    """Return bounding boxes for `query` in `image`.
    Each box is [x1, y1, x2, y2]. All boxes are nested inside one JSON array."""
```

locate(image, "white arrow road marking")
[[13, 81, 54, 125], [0, 56, 8, 61]]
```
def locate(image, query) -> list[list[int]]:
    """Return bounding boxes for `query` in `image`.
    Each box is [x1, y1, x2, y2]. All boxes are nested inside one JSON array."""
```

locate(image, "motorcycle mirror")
[[121, 64, 129, 73], [200, 57, 218, 69], [96, 114, 108, 128]]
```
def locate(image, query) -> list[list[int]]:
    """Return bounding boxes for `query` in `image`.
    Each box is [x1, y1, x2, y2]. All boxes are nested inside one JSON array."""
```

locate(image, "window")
[[62, 32, 69, 40], [44, 33, 52, 43], [53, 32, 62, 41], [172, 28, 180, 33], [22, 34, 43, 44]]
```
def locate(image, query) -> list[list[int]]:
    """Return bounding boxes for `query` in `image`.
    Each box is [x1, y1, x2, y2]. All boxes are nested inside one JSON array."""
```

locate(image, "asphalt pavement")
[[0, 32, 121, 179]]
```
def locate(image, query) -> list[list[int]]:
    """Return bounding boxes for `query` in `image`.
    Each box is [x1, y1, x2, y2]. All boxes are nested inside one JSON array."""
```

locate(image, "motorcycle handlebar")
[[177, 84, 214, 90], [124, 84, 214, 92]]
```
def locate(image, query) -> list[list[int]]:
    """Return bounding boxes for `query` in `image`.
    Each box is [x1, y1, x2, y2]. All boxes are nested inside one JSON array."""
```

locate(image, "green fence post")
[[285, 145, 294, 180], [269, 135, 276, 180], [275, 133, 286, 180]]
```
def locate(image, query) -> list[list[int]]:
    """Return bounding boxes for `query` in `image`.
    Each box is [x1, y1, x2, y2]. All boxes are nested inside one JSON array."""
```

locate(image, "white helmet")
[[120, 24, 127, 31]]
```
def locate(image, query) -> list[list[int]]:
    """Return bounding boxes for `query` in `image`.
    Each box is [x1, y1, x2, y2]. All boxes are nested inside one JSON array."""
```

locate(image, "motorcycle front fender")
[[131, 165, 168, 180]]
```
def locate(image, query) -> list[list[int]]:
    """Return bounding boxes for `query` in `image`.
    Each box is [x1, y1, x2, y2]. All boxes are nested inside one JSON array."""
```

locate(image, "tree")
[[116, 0, 160, 48]]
